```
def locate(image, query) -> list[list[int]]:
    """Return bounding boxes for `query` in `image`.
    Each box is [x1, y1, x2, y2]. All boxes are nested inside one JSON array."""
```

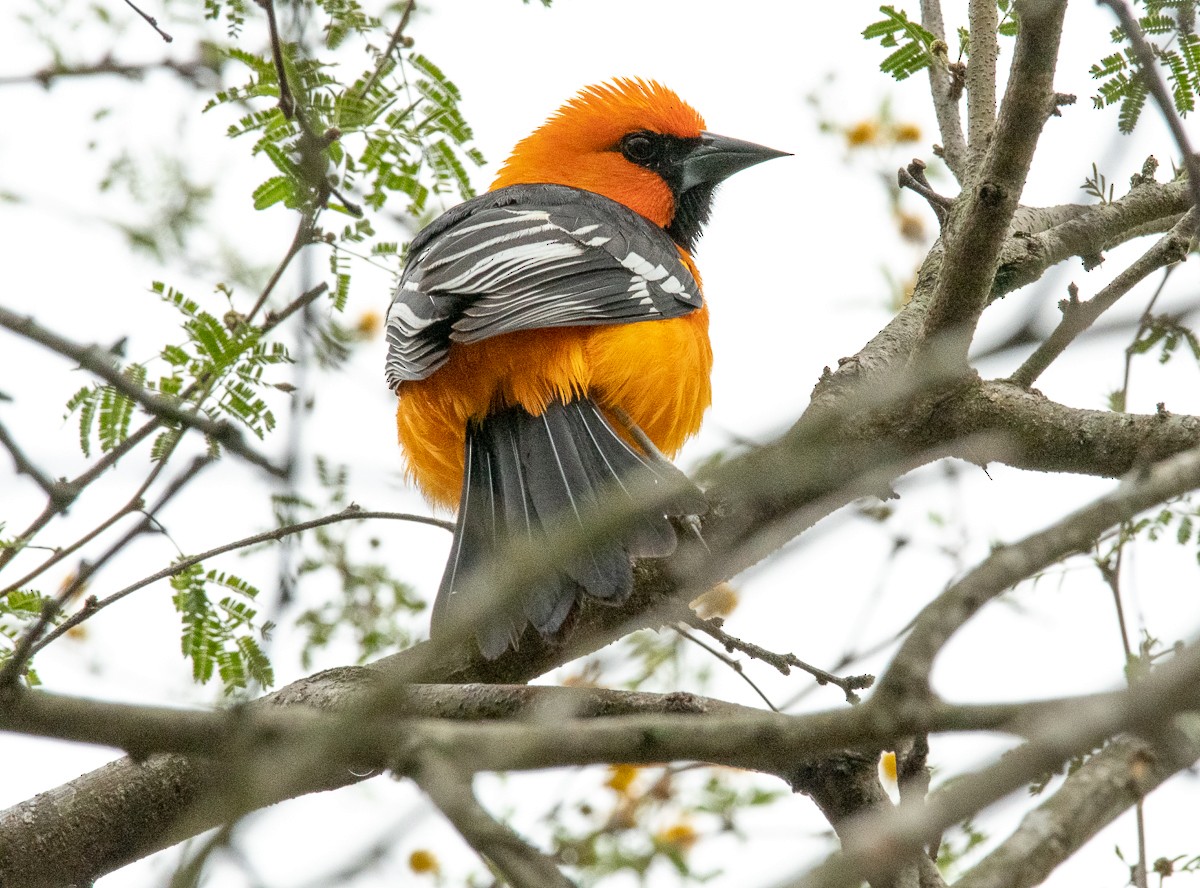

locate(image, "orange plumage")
[[396, 80, 713, 508]]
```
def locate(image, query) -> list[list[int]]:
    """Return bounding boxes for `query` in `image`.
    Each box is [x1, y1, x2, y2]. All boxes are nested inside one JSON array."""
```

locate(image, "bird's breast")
[[395, 308, 712, 508]]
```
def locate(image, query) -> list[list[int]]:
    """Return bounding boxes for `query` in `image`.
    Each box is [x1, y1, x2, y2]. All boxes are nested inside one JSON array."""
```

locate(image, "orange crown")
[[490, 79, 707, 229]]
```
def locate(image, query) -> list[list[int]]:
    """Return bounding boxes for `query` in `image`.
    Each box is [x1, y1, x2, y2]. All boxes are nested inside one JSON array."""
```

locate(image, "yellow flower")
[[880, 751, 898, 783], [355, 309, 383, 339], [845, 119, 879, 147], [896, 211, 925, 243], [409, 849, 440, 875], [605, 763, 640, 795], [657, 822, 698, 850], [893, 122, 923, 143], [690, 582, 739, 618]]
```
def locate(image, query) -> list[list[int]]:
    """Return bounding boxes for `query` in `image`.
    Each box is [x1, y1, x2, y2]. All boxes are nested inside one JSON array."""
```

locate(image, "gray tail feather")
[[431, 398, 706, 659]]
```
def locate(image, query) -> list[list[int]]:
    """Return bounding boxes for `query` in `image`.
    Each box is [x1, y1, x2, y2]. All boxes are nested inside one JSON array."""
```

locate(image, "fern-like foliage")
[[1091, 1, 1200, 132], [863, 6, 937, 81], [171, 562, 274, 695], [0, 589, 59, 687], [64, 282, 293, 458]]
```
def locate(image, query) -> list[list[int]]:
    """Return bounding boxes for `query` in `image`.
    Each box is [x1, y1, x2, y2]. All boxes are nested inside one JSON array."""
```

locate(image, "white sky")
[[2, 1, 1200, 886]]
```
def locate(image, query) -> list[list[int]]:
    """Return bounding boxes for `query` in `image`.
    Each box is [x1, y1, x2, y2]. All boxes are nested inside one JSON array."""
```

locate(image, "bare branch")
[[875, 441, 1200, 704], [966, 0, 999, 171], [995, 177, 1194, 299], [0, 56, 213, 89], [0, 419, 74, 506], [1009, 206, 1199, 387], [413, 754, 576, 888], [782, 645, 1200, 888], [919, 0, 1068, 366], [920, 0, 968, 181], [121, 0, 172, 42], [30, 506, 452, 654], [955, 735, 1195, 888], [0, 456, 212, 687]]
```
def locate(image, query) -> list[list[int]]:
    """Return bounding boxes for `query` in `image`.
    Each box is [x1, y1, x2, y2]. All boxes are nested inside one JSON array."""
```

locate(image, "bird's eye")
[[621, 133, 661, 165]]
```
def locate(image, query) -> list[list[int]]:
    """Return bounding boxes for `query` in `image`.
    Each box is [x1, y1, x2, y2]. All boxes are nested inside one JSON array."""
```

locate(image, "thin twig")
[[0, 56, 213, 88], [356, 0, 416, 101], [1, 456, 212, 686], [122, 0, 172, 42], [0, 307, 285, 477], [0, 420, 74, 506], [683, 612, 874, 705], [1099, 0, 1200, 213], [673, 626, 781, 712], [247, 215, 317, 325], [30, 507, 452, 653], [898, 158, 954, 226], [262, 282, 328, 332], [1009, 206, 1198, 387]]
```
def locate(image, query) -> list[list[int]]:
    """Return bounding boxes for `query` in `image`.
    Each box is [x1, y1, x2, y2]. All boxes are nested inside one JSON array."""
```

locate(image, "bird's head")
[[491, 78, 788, 252]]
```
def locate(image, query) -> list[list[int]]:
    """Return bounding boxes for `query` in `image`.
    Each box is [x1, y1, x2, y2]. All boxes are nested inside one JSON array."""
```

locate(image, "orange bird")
[[386, 79, 786, 657]]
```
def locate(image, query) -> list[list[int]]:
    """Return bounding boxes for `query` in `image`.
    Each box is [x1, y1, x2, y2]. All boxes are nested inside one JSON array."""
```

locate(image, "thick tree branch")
[[966, 0, 999, 171], [994, 177, 1194, 299], [783, 646, 1200, 888], [919, 0, 1067, 365], [414, 754, 576, 888], [1010, 206, 1198, 387], [953, 733, 1200, 888]]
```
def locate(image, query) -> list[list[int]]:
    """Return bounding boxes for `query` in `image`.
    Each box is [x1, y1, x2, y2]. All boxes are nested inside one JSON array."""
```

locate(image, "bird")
[[385, 78, 787, 658]]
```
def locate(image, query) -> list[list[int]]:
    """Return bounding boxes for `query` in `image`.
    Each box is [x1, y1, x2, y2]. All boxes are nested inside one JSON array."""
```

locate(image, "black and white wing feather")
[[385, 184, 703, 389]]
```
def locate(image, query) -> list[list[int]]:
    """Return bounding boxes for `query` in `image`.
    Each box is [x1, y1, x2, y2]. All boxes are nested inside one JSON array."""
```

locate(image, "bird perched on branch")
[[385, 79, 786, 657]]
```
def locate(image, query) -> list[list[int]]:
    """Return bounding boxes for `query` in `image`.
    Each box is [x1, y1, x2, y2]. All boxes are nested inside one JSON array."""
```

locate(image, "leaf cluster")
[[1091, 1, 1200, 132], [0, 589, 58, 687], [172, 561, 274, 694]]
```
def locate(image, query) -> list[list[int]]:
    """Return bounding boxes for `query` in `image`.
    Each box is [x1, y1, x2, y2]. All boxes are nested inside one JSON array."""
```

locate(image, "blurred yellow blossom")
[[605, 763, 640, 795], [893, 122, 922, 143], [880, 751, 898, 783], [354, 309, 382, 339], [690, 582, 739, 618], [657, 821, 698, 850], [409, 849, 440, 875], [845, 119, 880, 147]]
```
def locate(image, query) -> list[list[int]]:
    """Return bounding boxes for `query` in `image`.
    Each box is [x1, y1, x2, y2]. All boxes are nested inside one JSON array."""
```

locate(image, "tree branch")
[[28, 506, 452, 655], [1098, 0, 1200, 213], [875, 441, 1200, 704], [920, 0, 968, 181], [919, 0, 1068, 365], [1009, 206, 1198, 387], [413, 754, 576, 888], [954, 734, 1198, 888], [0, 306, 285, 476], [966, 0, 999, 171], [994, 177, 1194, 299]]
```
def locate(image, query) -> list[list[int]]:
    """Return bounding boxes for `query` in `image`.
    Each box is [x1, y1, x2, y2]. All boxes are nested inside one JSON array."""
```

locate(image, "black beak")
[[678, 131, 791, 192]]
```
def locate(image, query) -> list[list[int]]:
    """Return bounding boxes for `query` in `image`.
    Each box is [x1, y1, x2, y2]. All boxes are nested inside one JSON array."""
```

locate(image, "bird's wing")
[[384, 184, 703, 387]]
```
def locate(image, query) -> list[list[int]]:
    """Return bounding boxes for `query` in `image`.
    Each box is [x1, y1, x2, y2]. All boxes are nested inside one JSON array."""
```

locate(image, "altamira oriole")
[[385, 79, 786, 657]]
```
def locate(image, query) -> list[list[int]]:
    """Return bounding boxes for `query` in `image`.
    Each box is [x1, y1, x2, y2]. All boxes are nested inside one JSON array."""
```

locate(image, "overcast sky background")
[[3, 0, 1200, 885]]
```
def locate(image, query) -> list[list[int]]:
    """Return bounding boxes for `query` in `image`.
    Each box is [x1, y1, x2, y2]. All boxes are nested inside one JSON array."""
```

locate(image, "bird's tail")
[[431, 398, 706, 658]]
